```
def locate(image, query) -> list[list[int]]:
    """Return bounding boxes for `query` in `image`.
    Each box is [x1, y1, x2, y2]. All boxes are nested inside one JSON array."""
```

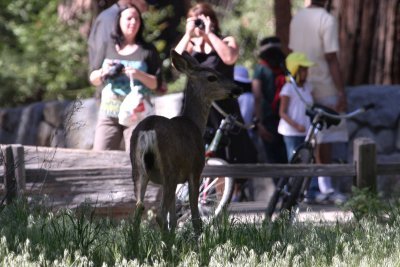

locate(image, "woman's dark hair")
[[187, 3, 221, 36], [258, 36, 285, 68], [111, 4, 145, 47]]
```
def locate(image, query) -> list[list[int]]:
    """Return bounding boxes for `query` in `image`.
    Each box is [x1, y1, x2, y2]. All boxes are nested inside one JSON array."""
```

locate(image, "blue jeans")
[[283, 135, 319, 198], [283, 135, 304, 162]]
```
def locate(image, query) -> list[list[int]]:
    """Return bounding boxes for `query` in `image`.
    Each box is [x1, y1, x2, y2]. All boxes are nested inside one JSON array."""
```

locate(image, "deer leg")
[[188, 173, 202, 235], [134, 173, 149, 223], [157, 183, 176, 233], [168, 184, 178, 233]]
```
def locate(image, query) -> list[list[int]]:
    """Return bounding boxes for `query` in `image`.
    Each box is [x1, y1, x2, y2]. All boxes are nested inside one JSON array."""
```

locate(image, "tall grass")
[[1, 196, 400, 266]]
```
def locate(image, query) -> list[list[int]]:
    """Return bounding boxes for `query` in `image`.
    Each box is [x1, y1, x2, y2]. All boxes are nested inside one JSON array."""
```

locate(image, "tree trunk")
[[274, 0, 292, 55], [337, 0, 400, 85]]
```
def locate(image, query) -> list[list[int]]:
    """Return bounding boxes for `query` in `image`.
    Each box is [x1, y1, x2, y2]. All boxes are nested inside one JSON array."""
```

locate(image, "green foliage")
[[221, 0, 275, 68], [0, 0, 92, 107], [343, 187, 390, 221], [3, 196, 400, 265]]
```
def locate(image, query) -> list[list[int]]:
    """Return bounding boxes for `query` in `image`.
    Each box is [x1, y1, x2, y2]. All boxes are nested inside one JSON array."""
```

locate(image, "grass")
[[1, 196, 400, 266]]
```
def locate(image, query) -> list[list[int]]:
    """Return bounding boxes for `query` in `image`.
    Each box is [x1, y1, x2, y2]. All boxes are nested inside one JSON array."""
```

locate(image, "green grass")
[[1, 196, 400, 266]]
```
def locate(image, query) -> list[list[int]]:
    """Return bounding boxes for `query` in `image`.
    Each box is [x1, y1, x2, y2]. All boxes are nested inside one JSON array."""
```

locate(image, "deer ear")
[[170, 50, 198, 74]]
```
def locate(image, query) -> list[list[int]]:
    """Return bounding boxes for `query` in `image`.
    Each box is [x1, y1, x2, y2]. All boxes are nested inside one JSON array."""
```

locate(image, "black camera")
[[105, 63, 125, 79], [194, 18, 205, 30]]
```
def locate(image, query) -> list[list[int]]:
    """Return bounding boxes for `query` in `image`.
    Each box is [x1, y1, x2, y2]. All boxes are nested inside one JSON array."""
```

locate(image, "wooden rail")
[[1, 138, 399, 217]]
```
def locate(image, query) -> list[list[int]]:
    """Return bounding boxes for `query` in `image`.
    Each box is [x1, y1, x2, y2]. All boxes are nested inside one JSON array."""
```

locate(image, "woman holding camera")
[[174, 3, 257, 171], [89, 4, 162, 151]]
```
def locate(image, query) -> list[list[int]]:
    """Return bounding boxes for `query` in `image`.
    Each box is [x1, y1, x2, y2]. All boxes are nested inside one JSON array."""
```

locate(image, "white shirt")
[[289, 7, 339, 99], [278, 82, 313, 136]]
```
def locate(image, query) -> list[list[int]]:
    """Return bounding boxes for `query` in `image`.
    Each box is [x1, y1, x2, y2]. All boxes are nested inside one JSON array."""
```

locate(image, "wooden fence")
[[1, 137, 399, 217]]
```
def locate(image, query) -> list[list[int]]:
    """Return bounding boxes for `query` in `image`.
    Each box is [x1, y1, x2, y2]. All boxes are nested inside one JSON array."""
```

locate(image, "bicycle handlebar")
[[312, 102, 375, 120], [211, 102, 255, 130], [282, 64, 374, 120]]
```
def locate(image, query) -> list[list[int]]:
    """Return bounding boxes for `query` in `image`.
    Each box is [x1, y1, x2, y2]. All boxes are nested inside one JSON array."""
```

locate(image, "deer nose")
[[230, 86, 242, 98]]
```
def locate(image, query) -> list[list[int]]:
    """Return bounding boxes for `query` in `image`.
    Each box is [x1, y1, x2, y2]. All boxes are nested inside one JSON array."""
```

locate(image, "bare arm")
[[206, 34, 239, 65], [252, 79, 264, 122], [325, 52, 347, 112], [125, 67, 158, 90], [89, 66, 158, 90], [174, 17, 196, 55], [252, 79, 273, 141]]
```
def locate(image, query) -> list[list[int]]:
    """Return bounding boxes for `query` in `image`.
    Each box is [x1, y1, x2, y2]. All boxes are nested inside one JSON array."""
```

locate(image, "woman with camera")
[[174, 3, 258, 199], [89, 4, 162, 151]]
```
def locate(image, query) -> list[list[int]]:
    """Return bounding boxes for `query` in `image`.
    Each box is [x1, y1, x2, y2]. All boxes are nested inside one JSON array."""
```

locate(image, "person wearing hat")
[[278, 52, 314, 161], [279, 52, 347, 204], [230, 65, 260, 201], [235, 66, 254, 137], [252, 36, 288, 165]]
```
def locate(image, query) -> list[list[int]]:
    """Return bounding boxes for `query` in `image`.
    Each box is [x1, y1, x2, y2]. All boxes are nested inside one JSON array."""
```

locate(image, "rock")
[[64, 98, 98, 149]]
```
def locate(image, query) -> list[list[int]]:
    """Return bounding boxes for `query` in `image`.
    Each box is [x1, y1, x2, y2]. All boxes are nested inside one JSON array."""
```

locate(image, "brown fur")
[[130, 50, 241, 235]]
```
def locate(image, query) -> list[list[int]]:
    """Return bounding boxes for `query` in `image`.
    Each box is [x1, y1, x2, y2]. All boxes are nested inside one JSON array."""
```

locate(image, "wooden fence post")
[[12, 144, 25, 196], [353, 137, 377, 193], [3, 145, 17, 204]]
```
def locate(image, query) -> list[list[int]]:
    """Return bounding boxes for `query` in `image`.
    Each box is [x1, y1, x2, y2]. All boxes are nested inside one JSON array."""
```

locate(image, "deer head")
[[171, 50, 242, 101]]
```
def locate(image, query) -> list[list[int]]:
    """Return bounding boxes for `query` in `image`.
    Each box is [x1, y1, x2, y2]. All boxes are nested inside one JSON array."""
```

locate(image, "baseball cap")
[[286, 52, 315, 76]]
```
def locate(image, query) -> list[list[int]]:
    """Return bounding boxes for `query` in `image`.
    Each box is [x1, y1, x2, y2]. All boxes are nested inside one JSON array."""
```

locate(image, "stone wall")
[[1, 85, 400, 193]]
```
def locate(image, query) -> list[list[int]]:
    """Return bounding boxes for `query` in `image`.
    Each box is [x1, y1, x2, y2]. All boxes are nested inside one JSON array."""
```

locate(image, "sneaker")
[[303, 196, 316, 204], [314, 192, 330, 204], [327, 192, 347, 205]]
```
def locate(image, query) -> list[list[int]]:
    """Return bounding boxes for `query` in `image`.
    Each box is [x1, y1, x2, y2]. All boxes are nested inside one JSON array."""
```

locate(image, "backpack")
[[259, 59, 286, 115], [271, 70, 286, 115]]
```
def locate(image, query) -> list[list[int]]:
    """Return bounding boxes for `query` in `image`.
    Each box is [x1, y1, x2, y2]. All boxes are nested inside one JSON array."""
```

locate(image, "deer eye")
[[207, 75, 218, 82]]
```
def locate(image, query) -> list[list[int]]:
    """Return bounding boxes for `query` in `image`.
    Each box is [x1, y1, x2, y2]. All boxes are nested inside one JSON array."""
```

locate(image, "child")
[[278, 52, 314, 160], [278, 52, 347, 205]]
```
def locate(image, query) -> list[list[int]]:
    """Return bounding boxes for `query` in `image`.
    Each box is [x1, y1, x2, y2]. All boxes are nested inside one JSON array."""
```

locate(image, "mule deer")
[[130, 50, 241, 235]]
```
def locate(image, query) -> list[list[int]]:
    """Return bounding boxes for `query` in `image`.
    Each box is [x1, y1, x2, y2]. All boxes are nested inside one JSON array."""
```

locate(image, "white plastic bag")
[[118, 86, 155, 127]]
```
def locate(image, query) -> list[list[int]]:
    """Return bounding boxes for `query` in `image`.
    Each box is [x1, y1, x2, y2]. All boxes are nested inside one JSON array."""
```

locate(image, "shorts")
[[314, 96, 349, 144]]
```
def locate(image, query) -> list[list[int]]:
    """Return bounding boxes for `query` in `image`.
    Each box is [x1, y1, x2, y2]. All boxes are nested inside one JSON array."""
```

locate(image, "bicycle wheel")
[[265, 144, 314, 220], [279, 145, 314, 211], [265, 177, 287, 219], [176, 157, 234, 222]]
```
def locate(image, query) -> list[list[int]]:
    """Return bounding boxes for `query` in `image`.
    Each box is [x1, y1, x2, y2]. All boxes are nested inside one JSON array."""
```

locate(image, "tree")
[[274, 0, 291, 55], [0, 0, 90, 107], [335, 0, 400, 85]]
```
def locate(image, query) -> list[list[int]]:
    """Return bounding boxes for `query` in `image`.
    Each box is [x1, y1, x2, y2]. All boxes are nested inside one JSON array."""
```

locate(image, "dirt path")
[[228, 201, 353, 223]]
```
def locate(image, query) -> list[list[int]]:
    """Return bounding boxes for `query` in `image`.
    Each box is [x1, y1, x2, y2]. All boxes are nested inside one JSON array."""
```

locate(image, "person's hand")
[[295, 124, 306, 133], [198, 14, 212, 35], [124, 66, 138, 78], [256, 123, 274, 142], [185, 17, 197, 37]]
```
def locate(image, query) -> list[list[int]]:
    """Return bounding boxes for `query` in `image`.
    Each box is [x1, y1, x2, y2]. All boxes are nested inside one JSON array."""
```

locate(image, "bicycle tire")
[[265, 177, 287, 219], [176, 157, 234, 222], [265, 144, 314, 220], [279, 145, 314, 212]]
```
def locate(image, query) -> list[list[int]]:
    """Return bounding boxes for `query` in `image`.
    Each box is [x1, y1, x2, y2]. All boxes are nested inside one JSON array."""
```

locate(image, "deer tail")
[[135, 130, 159, 173]]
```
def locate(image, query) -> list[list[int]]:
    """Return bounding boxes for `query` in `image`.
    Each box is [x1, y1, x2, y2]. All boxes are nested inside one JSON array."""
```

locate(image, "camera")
[[194, 18, 205, 30], [105, 63, 125, 79]]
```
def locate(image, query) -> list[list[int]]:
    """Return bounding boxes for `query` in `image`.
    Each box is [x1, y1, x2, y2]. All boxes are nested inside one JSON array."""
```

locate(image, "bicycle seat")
[[306, 104, 341, 128]]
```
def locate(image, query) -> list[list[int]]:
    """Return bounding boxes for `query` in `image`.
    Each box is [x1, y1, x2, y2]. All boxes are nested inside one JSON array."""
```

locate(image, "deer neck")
[[181, 84, 212, 135]]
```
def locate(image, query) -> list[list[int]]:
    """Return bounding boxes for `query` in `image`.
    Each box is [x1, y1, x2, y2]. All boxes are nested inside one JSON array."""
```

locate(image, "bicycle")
[[265, 70, 374, 220], [176, 102, 255, 222]]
